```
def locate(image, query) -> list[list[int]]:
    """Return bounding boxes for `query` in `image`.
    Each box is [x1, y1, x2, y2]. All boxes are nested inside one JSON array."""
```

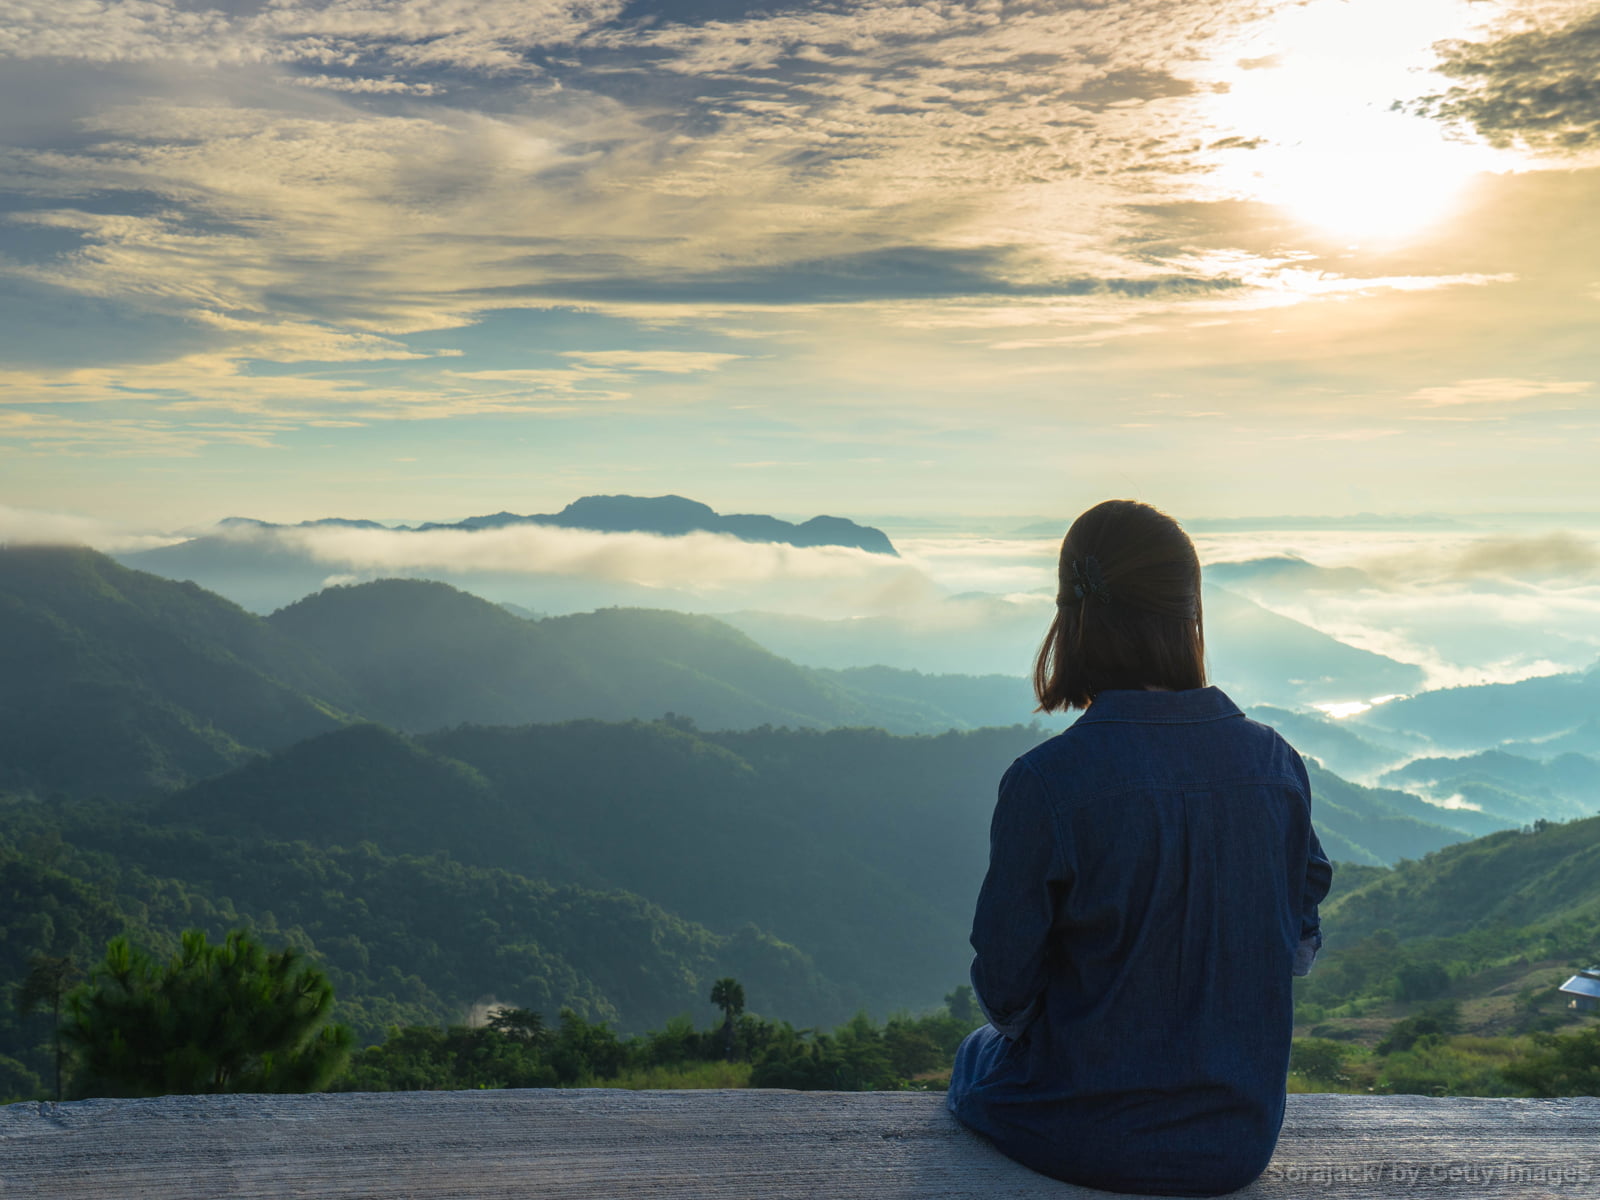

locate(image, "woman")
[[947, 499, 1333, 1197]]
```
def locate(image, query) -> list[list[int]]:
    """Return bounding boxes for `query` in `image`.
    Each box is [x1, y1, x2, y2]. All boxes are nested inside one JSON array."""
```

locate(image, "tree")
[[486, 1006, 548, 1046], [944, 985, 980, 1027], [1502, 1027, 1600, 1097], [63, 930, 353, 1098], [710, 978, 745, 1061], [15, 954, 81, 1101]]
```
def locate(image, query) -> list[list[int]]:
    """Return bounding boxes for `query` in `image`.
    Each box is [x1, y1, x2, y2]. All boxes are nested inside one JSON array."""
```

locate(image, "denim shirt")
[[951, 686, 1333, 1196]]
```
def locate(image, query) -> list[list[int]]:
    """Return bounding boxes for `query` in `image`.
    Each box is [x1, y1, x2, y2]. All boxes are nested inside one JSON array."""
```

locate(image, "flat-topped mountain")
[[414, 494, 898, 556], [117, 495, 897, 611], [182, 494, 896, 553]]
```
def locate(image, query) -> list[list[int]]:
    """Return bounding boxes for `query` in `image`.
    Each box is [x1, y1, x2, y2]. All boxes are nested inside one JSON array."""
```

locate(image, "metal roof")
[[1559, 975, 1600, 999]]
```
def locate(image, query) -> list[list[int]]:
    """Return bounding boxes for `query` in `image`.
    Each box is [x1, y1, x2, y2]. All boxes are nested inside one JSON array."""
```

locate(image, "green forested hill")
[[1304, 761, 1506, 866], [265, 580, 1041, 734], [1325, 811, 1600, 943], [0, 800, 838, 1081], [0, 545, 350, 798], [0, 550, 1024, 801], [16, 541, 1599, 1105], [1289, 811, 1600, 1073], [151, 718, 1045, 1019], [143, 715, 1467, 1027]]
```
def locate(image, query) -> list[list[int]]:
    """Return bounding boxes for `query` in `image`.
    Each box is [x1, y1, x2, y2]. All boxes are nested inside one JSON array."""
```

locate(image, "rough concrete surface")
[[2, 1089, 1597, 1199]]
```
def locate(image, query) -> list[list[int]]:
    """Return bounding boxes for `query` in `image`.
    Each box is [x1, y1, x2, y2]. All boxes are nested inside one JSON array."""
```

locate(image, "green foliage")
[[1326, 810, 1600, 942], [944, 984, 980, 1027], [1289, 1038, 1355, 1086], [1376, 1002, 1463, 1055], [63, 930, 353, 1098], [0, 1053, 43, 1103], [1500, 1026, 1600, 1097], [338, 987, 982, 1094], [0, 545, 349, 800], [711, 977, 746, 1060], [1391, 960, 1452, 1003], [336, 1023, 557, 1092], [14, 954, 82, 1100], [1377, 1035, 1524, 1098], [549, 1009, 629, 1084]]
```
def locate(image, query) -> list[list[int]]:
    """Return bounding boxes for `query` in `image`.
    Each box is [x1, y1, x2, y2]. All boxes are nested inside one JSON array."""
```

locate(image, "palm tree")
[[710, 977, 745, 1062], [15, 954, 81, 1101]]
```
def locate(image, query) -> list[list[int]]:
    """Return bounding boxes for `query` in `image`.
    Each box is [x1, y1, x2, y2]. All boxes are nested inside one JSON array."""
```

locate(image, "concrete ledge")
[[3, 1090, 1598, 1199]]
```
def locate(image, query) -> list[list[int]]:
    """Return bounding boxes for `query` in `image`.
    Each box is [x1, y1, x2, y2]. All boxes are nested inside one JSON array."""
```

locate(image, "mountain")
[[0, 545, 350, 799], [116, 495, 898, 613], [1350, 664, 1600, 754], [1505, 719, 1600, 761], [1302, 761, 1497, 867], [416, 494, 898, 556], [150, 717, 1045, 1018], [147, 708, 1474, 1026], [0, 551, 1055, 799], [1379, 750, 1600, 826], [266, 580, 881, 734], [1245, 704, 1418, 781], [1324, 809, 1600, 943], [0, 808, 836, 1051], [1207, 556, 1374, 591], [1203, 587, 1426, 708], [723, 585, 1428, 708], [814, 665, 1041, 732]]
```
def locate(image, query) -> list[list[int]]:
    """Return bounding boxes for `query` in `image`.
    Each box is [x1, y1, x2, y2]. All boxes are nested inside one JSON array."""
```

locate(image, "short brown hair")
[[1033, 499, 1206, 712]]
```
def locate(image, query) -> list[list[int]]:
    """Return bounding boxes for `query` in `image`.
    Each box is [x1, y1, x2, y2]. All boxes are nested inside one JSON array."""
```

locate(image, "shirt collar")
[[1071, 685, 1242, 726]]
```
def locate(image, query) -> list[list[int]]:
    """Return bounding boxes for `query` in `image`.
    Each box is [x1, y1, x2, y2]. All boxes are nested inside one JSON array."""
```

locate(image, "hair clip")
[[1069, 554, 1112, 605]]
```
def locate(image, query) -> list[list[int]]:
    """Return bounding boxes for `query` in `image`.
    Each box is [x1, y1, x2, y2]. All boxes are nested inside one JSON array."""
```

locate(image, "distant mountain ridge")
[[0, 546, 1026, 798], [218, 493, 898, 555]]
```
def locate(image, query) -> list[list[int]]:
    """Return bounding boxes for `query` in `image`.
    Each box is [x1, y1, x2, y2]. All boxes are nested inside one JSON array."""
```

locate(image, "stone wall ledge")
[[3, 1089, 1598, 1199]]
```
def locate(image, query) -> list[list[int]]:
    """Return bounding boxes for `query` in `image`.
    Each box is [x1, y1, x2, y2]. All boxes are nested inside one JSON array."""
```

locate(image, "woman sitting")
[[947, 499, 1333, 1197]]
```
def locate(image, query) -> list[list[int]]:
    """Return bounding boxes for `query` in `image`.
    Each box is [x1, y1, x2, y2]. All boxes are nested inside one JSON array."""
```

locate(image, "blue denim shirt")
[[949, 686, 1333, 1196]]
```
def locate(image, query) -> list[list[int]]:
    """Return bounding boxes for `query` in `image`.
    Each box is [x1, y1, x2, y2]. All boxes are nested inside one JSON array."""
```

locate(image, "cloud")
[[0, 504, 183, 551], [0, 1, 623, 71], [1409, 377, 1592, 407], [262, 520, 944, 617], [0, 0, 1575, 471], [1410, 8, 1600, 154], [282, 75, 444, 95], [556, 350, 746, 372], [1450, 532, 1600, 580], [1194, 524, 1600, 689]]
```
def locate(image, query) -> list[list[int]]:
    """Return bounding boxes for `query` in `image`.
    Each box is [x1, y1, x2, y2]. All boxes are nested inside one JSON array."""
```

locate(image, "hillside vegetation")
[[6, 543, 1600, 1104]]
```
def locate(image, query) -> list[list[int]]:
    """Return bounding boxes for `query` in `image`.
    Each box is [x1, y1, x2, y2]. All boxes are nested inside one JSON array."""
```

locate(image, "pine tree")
[[15, 954, 81, 1101], [63, 930, 353, 1098]]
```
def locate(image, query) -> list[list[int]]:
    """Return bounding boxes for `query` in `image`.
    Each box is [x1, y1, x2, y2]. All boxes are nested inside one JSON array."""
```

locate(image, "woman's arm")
[[1290, 747, 1335, 976], [1294, 825, 1334, 976], [968, 759, 1068, 1039]]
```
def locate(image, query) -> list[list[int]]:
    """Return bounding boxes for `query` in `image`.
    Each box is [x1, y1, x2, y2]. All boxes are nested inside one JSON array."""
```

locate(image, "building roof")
[[1559, 974, 1600, 999]]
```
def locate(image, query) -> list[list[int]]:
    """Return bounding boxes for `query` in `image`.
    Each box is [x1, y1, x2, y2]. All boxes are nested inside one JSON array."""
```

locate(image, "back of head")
[[1033, 499, 1205, 711]]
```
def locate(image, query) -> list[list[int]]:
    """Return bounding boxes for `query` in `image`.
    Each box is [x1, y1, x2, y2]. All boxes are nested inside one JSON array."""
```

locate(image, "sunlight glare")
[[1204, 0, 1519, 242]]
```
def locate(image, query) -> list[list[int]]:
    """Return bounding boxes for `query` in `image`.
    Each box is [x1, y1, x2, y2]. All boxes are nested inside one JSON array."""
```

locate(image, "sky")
[[2, 0, 1599, 530]]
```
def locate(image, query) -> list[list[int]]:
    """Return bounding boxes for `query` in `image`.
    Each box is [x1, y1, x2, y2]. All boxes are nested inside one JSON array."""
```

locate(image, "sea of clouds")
[[5, 504, 1598, 690]]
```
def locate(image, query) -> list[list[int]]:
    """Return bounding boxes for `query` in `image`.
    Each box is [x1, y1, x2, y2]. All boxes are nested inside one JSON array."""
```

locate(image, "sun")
[[1200, 0, 1516, 243], [1230, 120, 1494, 243]]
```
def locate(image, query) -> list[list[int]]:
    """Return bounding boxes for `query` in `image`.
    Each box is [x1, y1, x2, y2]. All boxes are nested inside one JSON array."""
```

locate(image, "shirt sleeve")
[[1292, 755, 1334, 977], [968, 759, 1068, 1039]]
